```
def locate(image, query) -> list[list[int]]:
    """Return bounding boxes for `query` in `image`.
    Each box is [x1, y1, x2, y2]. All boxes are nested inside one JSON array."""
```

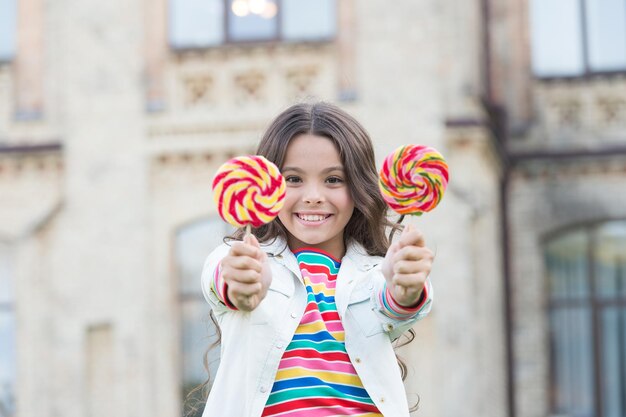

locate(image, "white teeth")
[[298, 214, 328, 222]]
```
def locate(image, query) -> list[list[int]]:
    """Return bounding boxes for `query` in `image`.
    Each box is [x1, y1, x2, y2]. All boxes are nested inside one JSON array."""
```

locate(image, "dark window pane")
[[228, 0, 277, 41], [170, 0, 224, 48], [600, 307, 626, 417], [0, 0, 17, 60], [550, 307, 595, 415], [546, 230, 589, 300], [281, 0, 336, 41], [529, 0, 585, 76], [595, 221, 626, 298], [595, 222, 626, 417], [585, 0, 626, 71]]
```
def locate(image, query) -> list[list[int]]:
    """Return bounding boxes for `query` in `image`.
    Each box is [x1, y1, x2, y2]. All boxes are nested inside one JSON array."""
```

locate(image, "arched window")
[[545, 220, 626, 417], [175, 218, 232, 417], [0, 243, 15, 417]]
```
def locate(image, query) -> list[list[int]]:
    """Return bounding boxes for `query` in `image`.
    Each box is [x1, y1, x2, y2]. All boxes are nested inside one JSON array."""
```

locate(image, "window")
[[0, 0, 17, 61], [175, 218, 232, 417], [530, 0, 626, 77], [545, 220, 626, 417], [0, 244, 15, 417], [169, 0, 336, 48]]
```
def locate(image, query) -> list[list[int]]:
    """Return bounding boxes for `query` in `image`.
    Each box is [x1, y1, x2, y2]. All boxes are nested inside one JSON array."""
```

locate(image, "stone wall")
[[0, 0, 508, 416], [508, 156, 626, 417]]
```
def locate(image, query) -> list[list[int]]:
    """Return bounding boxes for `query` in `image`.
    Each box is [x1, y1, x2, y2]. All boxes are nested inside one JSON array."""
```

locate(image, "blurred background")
[[1, 0, 626, 416]]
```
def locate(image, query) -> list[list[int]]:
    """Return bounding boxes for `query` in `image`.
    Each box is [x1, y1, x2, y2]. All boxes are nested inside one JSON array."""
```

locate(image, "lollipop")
[[212, 155, 286, 231], [379, 145, 449, 216]]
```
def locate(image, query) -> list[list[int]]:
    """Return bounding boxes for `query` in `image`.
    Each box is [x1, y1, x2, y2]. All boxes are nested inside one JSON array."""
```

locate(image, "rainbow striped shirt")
[[262, 248, 383, 417]]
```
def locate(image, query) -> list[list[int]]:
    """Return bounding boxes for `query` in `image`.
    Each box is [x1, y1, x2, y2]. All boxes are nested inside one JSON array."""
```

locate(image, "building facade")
[[0, 1, 624, 417]]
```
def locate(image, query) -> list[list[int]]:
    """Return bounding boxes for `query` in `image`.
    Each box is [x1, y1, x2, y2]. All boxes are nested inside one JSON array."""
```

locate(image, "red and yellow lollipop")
[[212, 155, 286, 231], [379, 145, 449, 216]]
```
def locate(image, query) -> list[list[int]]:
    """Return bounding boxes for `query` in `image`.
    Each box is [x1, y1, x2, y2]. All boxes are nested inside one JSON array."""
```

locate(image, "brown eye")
[[285, 175, 302, 183], [326, 176, 344, 184]]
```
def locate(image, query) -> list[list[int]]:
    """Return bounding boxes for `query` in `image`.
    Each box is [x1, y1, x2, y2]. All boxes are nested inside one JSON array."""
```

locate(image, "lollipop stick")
[[245, 224, 251, 237]]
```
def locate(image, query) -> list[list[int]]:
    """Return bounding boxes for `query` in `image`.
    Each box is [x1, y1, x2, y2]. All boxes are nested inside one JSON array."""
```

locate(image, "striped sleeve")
[[210, 262, 238, 310], [378, 280, 430, 319]]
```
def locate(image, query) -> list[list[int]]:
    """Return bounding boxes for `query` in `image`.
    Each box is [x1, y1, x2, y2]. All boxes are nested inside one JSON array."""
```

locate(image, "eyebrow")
[[282, 166, 345, 173]]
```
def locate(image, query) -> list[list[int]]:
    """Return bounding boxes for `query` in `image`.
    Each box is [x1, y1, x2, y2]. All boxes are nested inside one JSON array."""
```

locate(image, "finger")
[[244, 233, 260, 248], [385, 241, 401, 259], [228, 280, 263, 297], [237, 296, 257, 312], [392, 259, 426, 275], [393, 246, 433, 263], [231, 291, 258, 312], [243, 234, 267, 262], [392, 272, 428, 289], [222, 268, 262, 284], [392, 258, 432, 279], [398, 224, 426, 248], [225, 256, 263, 273], [230, 241, 263, 259], [390, 277, 425, 301]]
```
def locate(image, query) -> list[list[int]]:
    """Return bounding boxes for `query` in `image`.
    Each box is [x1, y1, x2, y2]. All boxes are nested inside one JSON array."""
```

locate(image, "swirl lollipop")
[[379, 145, 449, 218], [212, 155, 286, 233]]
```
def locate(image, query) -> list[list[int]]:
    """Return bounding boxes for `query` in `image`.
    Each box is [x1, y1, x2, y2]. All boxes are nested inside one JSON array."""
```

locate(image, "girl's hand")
[[219, 234, 272, 311], [382, 224, 434, 307]]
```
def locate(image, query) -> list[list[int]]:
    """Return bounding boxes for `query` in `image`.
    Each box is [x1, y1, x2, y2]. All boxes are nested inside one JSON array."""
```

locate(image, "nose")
[[303, 183, 324, 204]]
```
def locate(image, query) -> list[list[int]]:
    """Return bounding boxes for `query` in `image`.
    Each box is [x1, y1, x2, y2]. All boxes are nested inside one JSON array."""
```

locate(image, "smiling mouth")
[[296, 214, 332, 222]]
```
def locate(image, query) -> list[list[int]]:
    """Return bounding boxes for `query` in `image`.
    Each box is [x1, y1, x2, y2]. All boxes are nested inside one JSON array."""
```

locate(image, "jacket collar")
[[260, 236, 381, 277]]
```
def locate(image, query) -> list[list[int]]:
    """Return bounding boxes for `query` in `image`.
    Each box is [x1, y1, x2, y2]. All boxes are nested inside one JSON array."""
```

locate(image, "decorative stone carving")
[[156, 44, 336, 124], [551, 98, 582, 128], [534, 77, 626, 144], [0, 153, 63, 179], [597, 96, 626, 126], [233, 70, 266, 104], [285, 66, 318, 99], [182, 74, 214, 108]]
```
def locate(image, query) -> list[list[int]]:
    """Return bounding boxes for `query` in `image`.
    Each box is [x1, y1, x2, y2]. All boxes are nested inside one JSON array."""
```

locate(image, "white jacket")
[[200, 237, 433, 417]]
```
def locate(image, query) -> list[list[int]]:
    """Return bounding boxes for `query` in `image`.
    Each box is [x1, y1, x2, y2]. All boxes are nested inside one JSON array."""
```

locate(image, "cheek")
[[337, 190, 354, 212], [277, 207, 289, 223], [281, 191, 297, 210], [277, 194, 295, 222]]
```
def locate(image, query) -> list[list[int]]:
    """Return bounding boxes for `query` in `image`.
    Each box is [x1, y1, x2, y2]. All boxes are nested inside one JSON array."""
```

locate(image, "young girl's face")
[[278, 134, 355, 259]]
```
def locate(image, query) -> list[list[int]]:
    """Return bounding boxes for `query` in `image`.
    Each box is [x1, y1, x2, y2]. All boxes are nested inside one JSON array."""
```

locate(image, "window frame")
[[544, 219, 626, 417], [531, 0, 626, 80], [168, 0, 337, 51]]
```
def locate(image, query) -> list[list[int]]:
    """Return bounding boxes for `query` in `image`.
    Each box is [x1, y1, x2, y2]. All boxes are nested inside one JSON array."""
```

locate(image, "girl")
[[200, 102, 434, 417]]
